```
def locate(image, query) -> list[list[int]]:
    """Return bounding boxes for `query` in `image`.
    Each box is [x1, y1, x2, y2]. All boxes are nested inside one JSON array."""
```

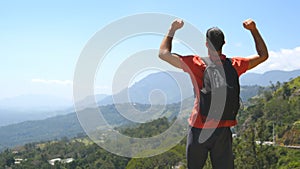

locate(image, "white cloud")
[[249, 46, 300, 73], [31, 79, 73, 85]]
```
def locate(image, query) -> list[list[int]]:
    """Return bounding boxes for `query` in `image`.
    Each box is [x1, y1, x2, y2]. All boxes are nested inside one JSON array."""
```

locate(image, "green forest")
[[0, 77, 300, 169]]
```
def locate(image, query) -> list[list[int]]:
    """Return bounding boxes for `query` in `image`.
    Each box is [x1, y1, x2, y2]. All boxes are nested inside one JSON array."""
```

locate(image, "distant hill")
[[0, 108, 71, 127], [240, 85, 261, 102], [240, 69, 300, 86], [1, 69, 298, 149], [0, 94, 110, 126], [99, 70, 300, 105], [0, 101, 187, 151], [0, 94, 74, 126], [0, 112, 83, 151], [2, 69, 298, 126]]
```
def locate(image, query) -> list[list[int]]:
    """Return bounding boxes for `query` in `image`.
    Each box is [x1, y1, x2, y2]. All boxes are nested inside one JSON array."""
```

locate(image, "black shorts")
[[186, 127, 234, 169]]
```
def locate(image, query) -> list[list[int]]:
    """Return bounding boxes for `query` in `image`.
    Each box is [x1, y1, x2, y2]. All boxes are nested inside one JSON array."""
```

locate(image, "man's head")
[[206, 27, 225, 52]]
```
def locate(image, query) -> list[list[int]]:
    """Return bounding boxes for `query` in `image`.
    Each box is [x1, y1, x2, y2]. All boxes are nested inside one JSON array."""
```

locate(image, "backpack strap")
[[227, 58, 231, 62], [201, 57, 213, 67], [226, 58, 232, 65]]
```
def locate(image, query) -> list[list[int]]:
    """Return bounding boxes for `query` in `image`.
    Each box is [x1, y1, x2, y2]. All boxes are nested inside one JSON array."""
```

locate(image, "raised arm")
[[159, 19, 184, 69], [243, 19, 269, 70]]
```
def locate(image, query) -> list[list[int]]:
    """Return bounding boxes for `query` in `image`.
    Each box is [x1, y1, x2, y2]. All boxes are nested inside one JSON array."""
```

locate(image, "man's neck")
[[208, 49, 222, 56], [208, 50, 225, 62]]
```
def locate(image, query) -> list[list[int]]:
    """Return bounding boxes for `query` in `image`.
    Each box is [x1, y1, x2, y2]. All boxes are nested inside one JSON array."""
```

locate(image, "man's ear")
[[205, 41, 209, 48]]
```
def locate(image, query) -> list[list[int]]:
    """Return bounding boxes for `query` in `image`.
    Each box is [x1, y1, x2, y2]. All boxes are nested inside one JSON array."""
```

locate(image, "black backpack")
[[199, 57, 240, 120]]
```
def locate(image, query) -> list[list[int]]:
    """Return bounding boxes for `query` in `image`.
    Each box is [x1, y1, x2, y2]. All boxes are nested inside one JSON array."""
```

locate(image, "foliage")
[[126, 146, 185, 169], [118, 117, 170, 138], [239, 77, 300, 145]]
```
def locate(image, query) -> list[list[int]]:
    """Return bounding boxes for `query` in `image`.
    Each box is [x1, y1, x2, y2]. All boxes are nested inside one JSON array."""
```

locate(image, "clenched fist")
[[170, 19, 184, 31], [243, 19, 257, 31]]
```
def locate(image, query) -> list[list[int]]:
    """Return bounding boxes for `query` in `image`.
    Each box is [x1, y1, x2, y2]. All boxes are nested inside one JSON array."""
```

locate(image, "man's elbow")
[[158, 51, 164, 60], [259, 50, 269, 62], [158, 50, 168, 61], [261, 53, 269, 62]]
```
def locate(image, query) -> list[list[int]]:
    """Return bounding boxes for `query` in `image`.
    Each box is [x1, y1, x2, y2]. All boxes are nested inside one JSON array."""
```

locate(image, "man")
[[159, 18, 268, 169]]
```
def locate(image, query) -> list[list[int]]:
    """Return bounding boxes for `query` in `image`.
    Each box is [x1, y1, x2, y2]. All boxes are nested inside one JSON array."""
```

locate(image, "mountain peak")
[[240, 69, 300, 86]]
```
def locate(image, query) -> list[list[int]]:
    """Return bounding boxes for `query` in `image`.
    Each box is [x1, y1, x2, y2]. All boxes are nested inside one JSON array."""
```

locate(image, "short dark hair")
[[206, 27, 225, 51]]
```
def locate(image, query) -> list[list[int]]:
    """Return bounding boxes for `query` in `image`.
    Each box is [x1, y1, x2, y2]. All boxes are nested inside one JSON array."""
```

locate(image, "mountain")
[[99, 70, 300, 106], [0, 108, 71, 127], [3, 69, 297, 126], [1, 69, 298, 148], [99, 71, 194, 105], [240, 85, 261, 102], [74, 94, 108, 110], [0, 94, 109, 127], [240, 69, 300, 86], [0, 112, 84, 151]]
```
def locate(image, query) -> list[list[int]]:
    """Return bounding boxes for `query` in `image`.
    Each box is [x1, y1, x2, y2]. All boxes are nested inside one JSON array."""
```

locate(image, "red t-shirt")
[[179, 54, 250, 128]]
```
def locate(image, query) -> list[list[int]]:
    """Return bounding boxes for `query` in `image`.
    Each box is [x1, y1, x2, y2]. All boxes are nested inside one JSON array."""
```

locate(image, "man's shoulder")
[[184, 55, 205, 65], [180, 55, 200, 63], [179, 54, 199, 58], [230, 56, 250, 62], [179, 55, 206, 72], [229, 56, 250, 76]]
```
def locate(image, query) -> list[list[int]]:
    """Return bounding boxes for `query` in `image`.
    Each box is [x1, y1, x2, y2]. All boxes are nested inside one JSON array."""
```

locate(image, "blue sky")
[[1, 0, 299, 100]]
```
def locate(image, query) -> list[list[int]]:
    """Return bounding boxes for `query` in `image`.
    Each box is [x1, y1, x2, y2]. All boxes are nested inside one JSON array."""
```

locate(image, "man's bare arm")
[[159, 19, 184, 69], [243, 19, 269, 70]]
